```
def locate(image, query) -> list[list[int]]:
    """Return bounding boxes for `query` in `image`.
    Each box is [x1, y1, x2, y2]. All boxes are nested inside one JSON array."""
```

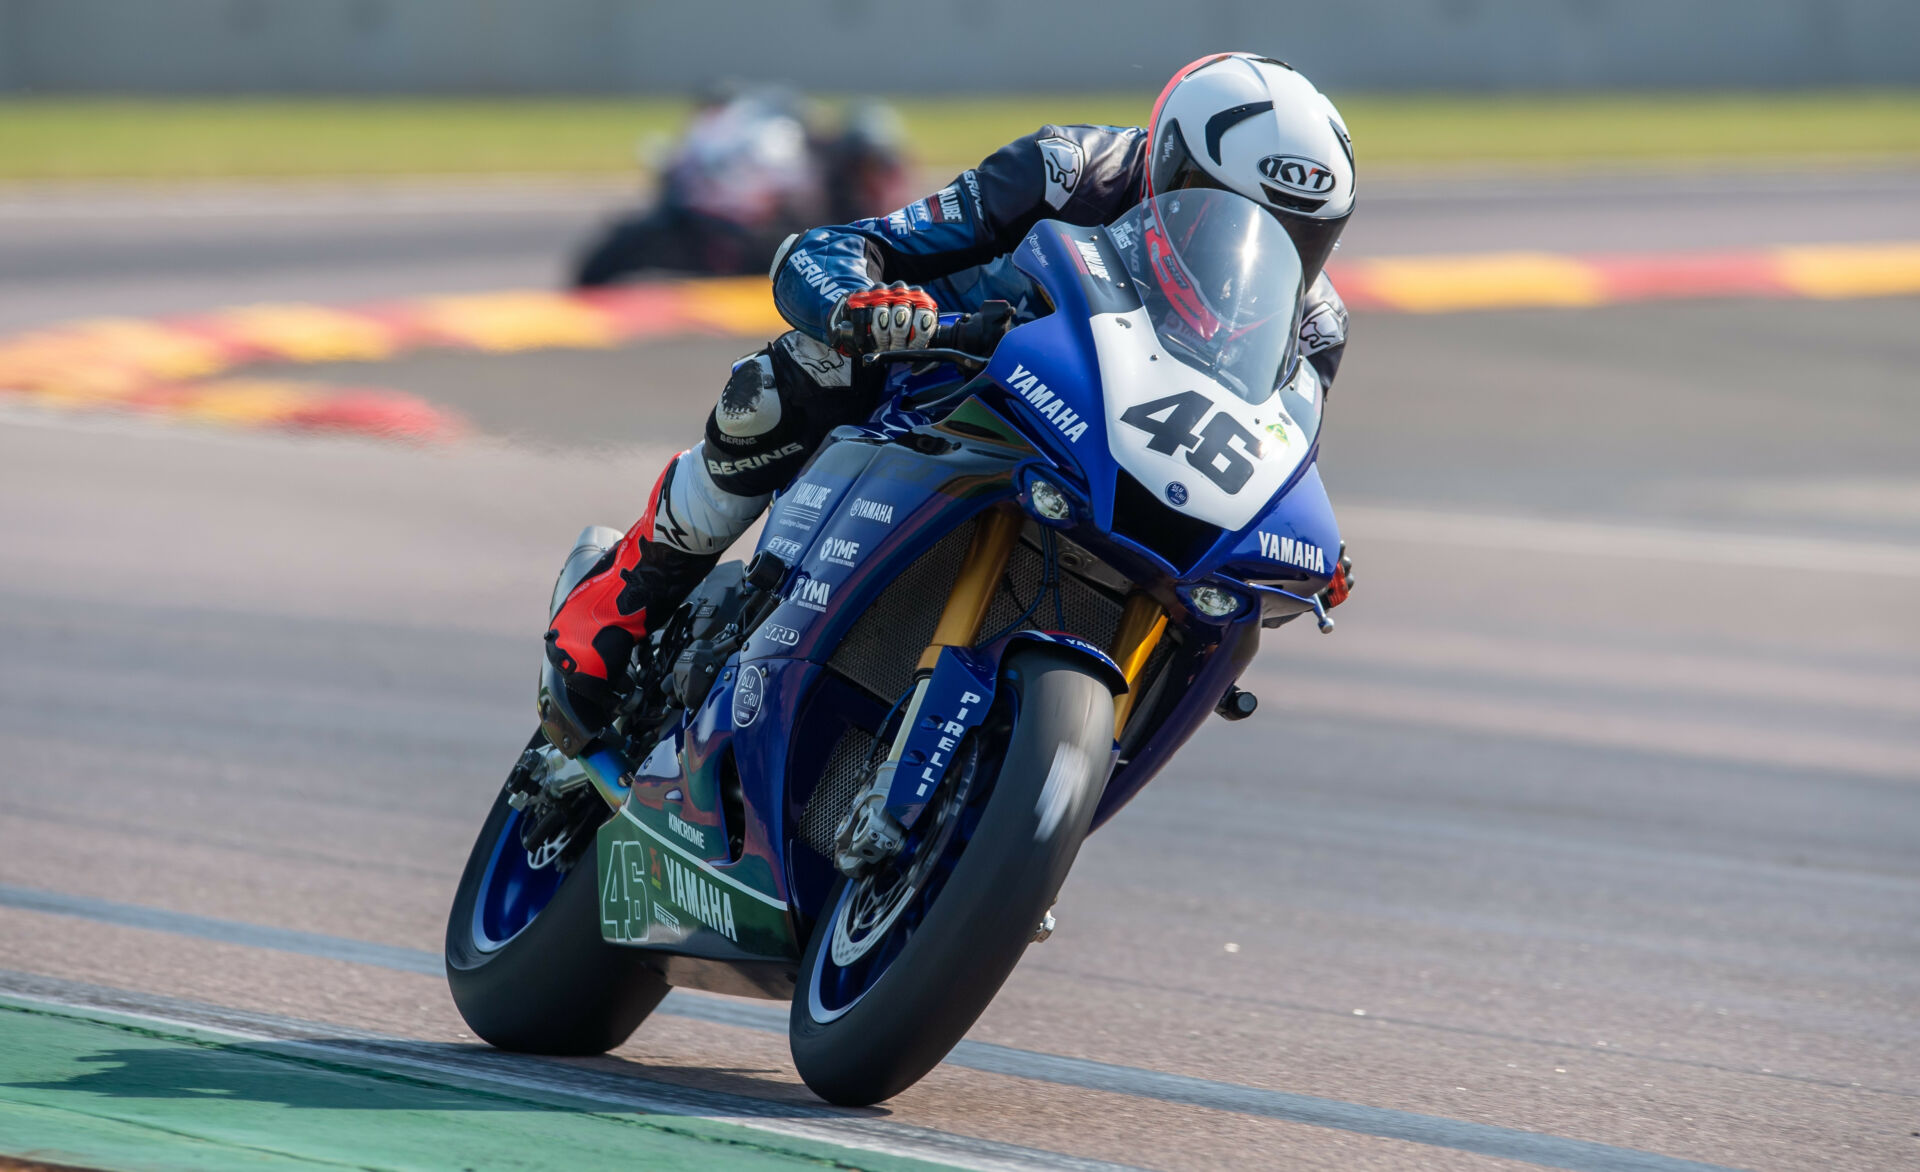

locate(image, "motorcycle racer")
[[546, 53, 1358, 728]]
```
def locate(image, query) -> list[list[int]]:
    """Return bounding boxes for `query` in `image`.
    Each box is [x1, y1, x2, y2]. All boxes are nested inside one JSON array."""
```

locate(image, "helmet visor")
[[1110, 189, 1305, 405]]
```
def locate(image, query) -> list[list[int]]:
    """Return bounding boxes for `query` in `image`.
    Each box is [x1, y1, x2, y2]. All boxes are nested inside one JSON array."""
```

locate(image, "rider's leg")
[[544, 331, 878, 726]]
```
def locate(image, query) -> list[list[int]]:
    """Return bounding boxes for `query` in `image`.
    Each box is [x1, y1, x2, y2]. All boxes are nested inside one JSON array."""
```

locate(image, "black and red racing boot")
[[544, 463, 717, 731]]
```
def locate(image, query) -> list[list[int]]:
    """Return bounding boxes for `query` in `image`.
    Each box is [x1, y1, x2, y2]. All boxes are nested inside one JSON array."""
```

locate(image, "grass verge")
[[1, 91, 1917, 181]]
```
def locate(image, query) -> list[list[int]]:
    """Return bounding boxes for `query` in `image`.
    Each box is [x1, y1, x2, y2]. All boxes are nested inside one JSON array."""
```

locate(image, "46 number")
[[1117, 391, 1261, 494]]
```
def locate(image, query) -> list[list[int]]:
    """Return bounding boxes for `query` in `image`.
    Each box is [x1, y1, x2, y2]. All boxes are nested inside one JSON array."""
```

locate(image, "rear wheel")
[[445, 735, 669, 1054], [789, 648, 1113, 1105]]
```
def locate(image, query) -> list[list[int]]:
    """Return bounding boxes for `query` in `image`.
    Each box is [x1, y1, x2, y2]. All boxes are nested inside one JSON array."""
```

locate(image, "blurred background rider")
[[571, 86, 913, 287]]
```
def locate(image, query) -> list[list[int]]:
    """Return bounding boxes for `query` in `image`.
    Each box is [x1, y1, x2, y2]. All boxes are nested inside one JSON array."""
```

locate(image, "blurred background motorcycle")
[[570, 85, 912, 286]]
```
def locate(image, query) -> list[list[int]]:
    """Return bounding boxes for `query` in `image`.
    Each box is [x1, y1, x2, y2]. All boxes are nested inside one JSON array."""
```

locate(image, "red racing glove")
[[1320, 542, 1354, 609], [834, 282, 939, 355]]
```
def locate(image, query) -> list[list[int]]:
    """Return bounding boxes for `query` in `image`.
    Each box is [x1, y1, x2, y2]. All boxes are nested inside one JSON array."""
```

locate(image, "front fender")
[[880, 635, 1123, 827]]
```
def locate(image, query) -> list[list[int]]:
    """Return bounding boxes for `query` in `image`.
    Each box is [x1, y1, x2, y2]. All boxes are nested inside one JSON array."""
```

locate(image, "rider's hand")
[[835, 282, 938, 354], [1320, 543, 1354, 609]]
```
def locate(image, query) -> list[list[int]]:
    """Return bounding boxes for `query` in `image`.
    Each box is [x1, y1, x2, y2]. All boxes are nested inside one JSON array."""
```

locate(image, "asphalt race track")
[[1, 171, 1917, 1170]]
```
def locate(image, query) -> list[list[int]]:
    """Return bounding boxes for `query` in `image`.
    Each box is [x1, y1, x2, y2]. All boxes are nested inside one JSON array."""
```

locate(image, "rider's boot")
[[545, 445, 768, 730]]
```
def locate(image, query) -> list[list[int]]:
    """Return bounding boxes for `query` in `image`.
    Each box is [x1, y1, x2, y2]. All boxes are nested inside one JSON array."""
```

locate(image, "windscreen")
[[1106, 190, 1306, 405]]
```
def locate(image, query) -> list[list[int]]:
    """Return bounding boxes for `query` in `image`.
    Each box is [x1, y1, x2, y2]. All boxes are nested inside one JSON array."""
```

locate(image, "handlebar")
[[839, 299, 1016, 372]]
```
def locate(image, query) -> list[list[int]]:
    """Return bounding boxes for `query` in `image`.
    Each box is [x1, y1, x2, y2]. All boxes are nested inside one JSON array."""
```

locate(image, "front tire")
[[445, 740, 670, 1054], [789, 648, 1113, 1105]]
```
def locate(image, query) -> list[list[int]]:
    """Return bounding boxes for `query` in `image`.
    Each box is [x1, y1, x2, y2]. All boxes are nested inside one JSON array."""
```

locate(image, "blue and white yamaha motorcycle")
[[445, 188, 1344, 1105]]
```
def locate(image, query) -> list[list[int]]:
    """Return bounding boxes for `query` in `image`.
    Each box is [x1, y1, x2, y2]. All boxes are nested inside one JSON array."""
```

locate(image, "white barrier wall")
[[2, 0, 1917, 93]]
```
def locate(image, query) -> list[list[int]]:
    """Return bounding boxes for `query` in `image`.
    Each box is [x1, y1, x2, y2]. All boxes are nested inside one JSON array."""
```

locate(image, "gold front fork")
[[869, 507, 1026, 810], [908, 507, 1164, 738], [1109, 593, 1167, 736], [915, 506, 1024, 673]]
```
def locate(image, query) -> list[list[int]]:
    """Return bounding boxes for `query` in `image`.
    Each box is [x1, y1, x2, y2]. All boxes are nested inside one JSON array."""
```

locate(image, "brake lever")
[[862, 347, 991, 369]]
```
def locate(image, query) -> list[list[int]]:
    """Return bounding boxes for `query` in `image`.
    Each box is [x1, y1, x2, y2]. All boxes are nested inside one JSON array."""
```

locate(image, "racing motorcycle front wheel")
[[790, 646, 1114, 1105], [445, 733, 670, 1054]]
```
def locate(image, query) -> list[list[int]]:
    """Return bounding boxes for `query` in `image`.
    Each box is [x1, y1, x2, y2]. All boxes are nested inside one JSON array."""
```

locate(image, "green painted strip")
[[0, 1000, 953, 1172]]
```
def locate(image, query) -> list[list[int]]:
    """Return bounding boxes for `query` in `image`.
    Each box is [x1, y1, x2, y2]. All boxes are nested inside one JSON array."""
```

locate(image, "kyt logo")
[[1257, 155, 1335, 196]]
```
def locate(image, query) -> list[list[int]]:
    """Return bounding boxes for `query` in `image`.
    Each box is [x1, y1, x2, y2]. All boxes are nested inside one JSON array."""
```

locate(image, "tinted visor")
[[1149, 119, 1347, 286]]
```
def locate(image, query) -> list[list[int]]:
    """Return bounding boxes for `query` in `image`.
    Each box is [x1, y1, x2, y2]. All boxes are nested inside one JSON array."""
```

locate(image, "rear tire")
[[445, 743, 670, 1055], [789, 648, 1113, 1105]]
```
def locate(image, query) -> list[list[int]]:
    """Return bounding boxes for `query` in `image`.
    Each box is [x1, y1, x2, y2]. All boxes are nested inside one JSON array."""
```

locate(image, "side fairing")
[[1219, 462, 1341, 588]]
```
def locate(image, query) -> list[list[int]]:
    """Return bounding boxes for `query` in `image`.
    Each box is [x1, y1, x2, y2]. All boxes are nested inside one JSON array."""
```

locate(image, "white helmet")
[[1146, 53, 1354, 284]]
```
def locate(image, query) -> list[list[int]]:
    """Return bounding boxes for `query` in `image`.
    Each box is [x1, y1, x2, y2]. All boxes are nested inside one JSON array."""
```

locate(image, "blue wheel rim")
[[806, 735, 988, 1022], [471, 808, 566, 952]]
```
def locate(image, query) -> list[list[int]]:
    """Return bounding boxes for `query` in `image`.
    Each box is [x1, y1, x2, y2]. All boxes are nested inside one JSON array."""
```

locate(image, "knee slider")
[[705, 347, 811, 497]]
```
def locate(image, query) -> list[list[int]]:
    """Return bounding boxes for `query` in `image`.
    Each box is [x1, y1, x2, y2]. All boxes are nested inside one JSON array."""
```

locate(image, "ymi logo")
[[790, 574, 832, 612]]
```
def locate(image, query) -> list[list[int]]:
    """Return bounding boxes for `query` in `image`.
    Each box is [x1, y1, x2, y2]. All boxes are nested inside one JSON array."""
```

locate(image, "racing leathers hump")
[[770, 122, 1348, 389]]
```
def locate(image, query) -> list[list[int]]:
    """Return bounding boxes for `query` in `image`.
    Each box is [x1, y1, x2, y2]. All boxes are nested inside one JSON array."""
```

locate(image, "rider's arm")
[[1299, 273, 1349, 390], [770, 124, 1150, 343]]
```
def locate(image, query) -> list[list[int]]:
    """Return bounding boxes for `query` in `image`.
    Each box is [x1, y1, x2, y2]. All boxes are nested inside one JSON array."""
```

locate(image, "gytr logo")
[[818, 537, 860, 567], [1258, 531, 1326, 574], [1005, 363, 1089, 443], [848, 498, 894, 524], [1258, 155, 1335, 196], [790, 573, 832, 612]]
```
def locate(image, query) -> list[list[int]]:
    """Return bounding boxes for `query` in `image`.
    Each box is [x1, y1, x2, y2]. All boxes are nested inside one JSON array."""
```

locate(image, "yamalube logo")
[[1258, 155, 1336, 197], [1072, 238, 1112, 282], [732, 664, 765, 727], [1258, 531, 1326, 574]]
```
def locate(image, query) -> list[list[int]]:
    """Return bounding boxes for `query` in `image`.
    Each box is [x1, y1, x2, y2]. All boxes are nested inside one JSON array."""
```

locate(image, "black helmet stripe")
[[1205, 100, 1274, 165]]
